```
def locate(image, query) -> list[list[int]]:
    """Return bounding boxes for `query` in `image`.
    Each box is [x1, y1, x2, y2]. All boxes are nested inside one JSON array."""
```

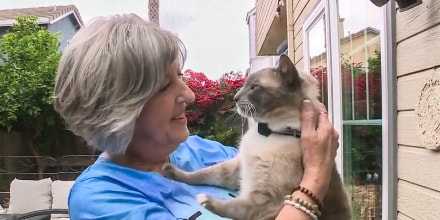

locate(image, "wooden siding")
[[397, 212, 413, 220], [398, 179, 440, 219], [255, 0, 277, 55], [292, 0, 318, 65], [396, 0, 440, 218]]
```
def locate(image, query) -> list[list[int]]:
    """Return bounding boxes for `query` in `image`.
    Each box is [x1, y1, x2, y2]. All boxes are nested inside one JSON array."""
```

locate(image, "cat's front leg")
[[162, 156, 240, 190], [196, 191, 280, 220]]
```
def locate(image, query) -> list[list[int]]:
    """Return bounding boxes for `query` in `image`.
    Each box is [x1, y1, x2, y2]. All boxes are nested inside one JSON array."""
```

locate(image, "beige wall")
[[255, 0, 286, 55], [291, 0, 319, 70], [396, 0, 440, 218], [255, 0, 278, 55]]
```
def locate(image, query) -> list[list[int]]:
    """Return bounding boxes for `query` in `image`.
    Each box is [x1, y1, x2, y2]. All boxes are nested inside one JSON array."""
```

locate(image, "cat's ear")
[[277, 54, 301, 86]]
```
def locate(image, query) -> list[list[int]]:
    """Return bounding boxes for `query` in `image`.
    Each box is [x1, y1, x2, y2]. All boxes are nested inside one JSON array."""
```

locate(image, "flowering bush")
[[183, 70, 245, 146]]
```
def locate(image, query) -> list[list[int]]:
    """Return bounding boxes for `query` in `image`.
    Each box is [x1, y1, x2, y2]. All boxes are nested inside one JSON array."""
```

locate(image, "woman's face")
[[131, 58, 195, 156]]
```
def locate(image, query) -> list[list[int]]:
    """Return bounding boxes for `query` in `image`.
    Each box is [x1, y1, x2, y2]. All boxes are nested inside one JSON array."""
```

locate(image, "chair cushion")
[[8, 178, 53, 214], [51, 180, 74, 219]]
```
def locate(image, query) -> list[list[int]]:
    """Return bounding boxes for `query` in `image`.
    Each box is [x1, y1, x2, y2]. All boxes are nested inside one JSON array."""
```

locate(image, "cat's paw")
[[162, 163, 179, 180], [196, 193, 214, 209]]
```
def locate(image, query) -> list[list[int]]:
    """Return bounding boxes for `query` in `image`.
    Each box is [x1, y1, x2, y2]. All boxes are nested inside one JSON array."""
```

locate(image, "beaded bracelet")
[[284, 200, 318, 220], [294, 185, 323, 210], [284, 195, 321, 217]]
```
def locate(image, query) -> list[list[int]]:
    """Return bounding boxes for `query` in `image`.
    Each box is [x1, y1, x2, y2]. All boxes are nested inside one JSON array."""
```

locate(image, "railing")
[[0, 155, 98, 208]]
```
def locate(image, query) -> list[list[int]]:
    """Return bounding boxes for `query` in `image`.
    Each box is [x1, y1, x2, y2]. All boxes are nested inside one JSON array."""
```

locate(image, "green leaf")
[[0, 16, 64, 153]]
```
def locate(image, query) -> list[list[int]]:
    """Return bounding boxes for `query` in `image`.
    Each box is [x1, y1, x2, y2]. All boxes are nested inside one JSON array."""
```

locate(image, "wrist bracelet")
[[294, 185, 323, 210], [284, 200, 318, 220], [284, 195, 321, 217]]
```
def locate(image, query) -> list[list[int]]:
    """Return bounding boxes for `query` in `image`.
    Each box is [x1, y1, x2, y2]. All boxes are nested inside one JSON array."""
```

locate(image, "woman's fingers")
[[316, 102, 332, 132], [300, 100, 317, 135]]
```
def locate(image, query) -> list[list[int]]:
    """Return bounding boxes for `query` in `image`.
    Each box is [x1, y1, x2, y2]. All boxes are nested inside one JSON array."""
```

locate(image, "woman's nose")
[[178, 83, 195, 104], [186, 88, 195, 103]]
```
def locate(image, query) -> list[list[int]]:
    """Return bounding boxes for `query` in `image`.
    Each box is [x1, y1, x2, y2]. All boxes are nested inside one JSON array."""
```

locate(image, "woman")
[[54, 14, 339, 220]]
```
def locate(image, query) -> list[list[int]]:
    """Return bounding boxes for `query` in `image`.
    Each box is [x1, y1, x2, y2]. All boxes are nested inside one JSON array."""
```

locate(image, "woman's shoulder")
[[170, 135, 238, 171]]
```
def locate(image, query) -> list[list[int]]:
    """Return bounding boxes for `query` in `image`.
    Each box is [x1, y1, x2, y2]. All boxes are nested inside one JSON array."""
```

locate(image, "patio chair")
[[0, 209, 69, 220], [0, 178, 73, 220]]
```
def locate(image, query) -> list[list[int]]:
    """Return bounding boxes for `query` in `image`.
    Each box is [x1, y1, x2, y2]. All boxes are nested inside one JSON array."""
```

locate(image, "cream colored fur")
[[162, 55, 351, 220]]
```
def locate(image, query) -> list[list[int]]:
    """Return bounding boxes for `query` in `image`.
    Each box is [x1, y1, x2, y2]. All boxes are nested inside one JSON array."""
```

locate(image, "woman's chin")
[[172, 127, 190, 143]]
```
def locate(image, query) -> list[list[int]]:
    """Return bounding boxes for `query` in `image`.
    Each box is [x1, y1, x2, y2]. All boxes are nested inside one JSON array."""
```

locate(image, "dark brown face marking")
[[234, 55, 307, 121], [277, 54, 302, 88]]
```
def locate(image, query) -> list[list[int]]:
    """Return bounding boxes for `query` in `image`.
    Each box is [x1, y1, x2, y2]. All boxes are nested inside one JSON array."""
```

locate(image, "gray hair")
[[54, 14, 186, 154]]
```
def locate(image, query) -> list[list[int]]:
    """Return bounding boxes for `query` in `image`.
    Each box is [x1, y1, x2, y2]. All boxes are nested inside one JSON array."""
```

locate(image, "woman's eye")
[[177, 72, 184, 79], [250, 84, 259, 89]]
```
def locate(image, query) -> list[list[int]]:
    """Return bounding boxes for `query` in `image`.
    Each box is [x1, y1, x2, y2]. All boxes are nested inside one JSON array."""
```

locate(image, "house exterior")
[[252, 0, 440, 219], [246, 7, 279, 75], [0, 5, 84, 50]]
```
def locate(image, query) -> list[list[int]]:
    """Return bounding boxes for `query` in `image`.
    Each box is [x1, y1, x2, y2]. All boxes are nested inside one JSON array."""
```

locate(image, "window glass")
[[338, 0, 383, 219]]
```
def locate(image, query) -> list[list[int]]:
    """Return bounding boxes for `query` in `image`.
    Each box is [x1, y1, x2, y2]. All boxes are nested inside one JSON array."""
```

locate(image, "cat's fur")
[[162, 55, 351, 220]]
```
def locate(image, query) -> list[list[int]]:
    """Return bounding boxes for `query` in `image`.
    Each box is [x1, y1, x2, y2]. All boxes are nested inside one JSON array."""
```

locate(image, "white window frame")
[[303, 0, 343, 173], [382, 2, 397, 220]]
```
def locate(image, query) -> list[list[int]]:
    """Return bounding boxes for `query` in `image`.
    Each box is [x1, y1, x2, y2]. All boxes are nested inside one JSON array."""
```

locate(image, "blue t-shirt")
[[68, 135, 239, 220]]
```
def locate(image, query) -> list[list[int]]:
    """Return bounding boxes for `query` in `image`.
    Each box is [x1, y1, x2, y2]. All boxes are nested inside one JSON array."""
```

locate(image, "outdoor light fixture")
[[370, 0, 389, 6], [275, 0, 285, 17], [276, 6, 281, 17], [396, 0, 423, 11], [278, 0, 285, 7], [370, 0, 423, 12]]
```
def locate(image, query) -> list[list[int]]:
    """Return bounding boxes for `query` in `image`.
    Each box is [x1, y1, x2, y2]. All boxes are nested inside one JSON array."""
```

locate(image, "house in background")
[[251, 0, 440, 219], [245, 7, 279, 74], [310, 26, 380, 69], [0, 5, 84, 50]]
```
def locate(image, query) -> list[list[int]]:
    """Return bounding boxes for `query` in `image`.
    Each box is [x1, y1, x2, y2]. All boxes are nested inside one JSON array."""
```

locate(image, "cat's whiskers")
[[239, 100, 256, 118]]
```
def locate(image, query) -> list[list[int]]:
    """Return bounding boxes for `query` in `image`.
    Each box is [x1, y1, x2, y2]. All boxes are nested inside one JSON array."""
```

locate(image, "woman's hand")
[[275, 100, 339, 220], [299, 100, 339, 200]]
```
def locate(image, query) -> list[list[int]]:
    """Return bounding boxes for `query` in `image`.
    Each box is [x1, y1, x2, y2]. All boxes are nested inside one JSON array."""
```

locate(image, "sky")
[[0, 0, 255, 79]]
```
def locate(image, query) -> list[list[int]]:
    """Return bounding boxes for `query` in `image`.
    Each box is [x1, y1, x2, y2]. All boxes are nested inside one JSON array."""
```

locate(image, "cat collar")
[[257, 123, 301, 138]]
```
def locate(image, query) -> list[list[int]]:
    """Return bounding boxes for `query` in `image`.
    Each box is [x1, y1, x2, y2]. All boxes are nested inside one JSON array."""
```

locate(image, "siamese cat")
[[163, 54, 351, 220]]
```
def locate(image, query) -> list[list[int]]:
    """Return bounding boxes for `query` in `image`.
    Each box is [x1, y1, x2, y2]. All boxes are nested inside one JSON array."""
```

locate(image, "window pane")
[[308, 16, 328, 107], [338, 0, 383, 219]]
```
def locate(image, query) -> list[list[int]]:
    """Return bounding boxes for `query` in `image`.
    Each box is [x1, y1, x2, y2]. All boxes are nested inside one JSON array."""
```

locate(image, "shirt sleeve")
[[170, 135, 239, 172]]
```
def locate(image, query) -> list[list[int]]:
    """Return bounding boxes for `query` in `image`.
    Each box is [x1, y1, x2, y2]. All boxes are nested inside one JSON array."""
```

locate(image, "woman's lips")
[[172, 114, 187, 123], [172, 113, 185, 120]]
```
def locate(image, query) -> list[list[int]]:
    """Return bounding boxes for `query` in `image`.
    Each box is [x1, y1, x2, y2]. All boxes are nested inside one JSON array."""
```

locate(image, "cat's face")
[[234, 54, 319, 123]]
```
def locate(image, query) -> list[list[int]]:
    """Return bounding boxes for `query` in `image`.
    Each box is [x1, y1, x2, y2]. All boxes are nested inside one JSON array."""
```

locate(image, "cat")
[[162, 54, 351, 220]]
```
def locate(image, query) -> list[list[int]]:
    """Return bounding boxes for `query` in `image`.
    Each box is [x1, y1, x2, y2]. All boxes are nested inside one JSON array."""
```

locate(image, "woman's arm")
[[276, 100, 339, 220]]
